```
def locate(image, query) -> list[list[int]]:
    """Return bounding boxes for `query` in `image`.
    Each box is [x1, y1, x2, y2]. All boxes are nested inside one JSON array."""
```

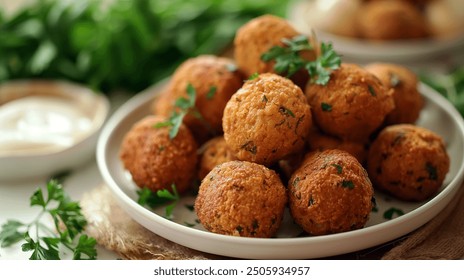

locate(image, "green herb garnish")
[[206, 85, 217, 100], [383, 207, 404, 220], [154, 83, 198, 139], [0, 180, 97, 260], [248, 72, 259, 80], [341, 180, 355, 189], [306, 42, 341, 85], [279, 106, 295, 117], [137, 184, 180, 219], [420, 65, 464, 116], [261, 36, 341, 85], [321, 102, 332, 112], [426, 163, 438, 180], [331, 163, 343, 174], [368, 85, 377, 96]]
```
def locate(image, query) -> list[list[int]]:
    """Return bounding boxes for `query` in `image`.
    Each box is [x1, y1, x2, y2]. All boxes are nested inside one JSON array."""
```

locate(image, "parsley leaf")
[[306, 42, 341, 85], [155, 83, 199, 139], [261, 36, 341, 85], [0, 180, 97, 260], [137, 184, 180, 219]]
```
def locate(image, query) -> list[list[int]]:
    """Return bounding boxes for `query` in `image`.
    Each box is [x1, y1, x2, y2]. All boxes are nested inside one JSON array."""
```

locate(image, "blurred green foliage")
[[420, 65, 464, 117], [0, 0, 290, 94]]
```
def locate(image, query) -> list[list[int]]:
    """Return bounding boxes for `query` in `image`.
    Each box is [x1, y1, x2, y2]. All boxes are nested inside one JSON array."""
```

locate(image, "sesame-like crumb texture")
[[223, 73, 312, 165], [288, 149, 374, 236], [367, 124, 450, 201], [195, 161, 287, 238], [120, 115, 198, 194], [305, 63, 395, 141]]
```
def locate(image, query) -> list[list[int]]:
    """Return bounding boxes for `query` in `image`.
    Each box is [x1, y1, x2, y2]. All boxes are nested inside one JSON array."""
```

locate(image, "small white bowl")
[[0, 80, 110, 181]]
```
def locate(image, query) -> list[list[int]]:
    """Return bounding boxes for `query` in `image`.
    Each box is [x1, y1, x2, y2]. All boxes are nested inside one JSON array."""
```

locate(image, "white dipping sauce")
[[0, 96, 93, 155]]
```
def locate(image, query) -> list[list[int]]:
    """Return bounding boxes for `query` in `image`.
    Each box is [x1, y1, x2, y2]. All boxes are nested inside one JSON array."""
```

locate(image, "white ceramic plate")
[[315, 30, 464, 63], [97, 82, 464, 259]]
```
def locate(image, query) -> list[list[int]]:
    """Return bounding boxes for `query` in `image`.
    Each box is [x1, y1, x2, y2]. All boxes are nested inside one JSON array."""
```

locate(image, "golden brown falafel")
[[305, 63, 394, 142], [365, 63, 424, 125], [120, 115, 198, 194], [357, 0, 429, 40], [234, 14, 317, 88], [198, 136, 236, 180], [307, 128, 369, 165], [195, 160, 287, 238], [288, 149, 374, 236], [154, 55, 244, 144], [223, 73, 312, 166], [367, 124, 450, 201]]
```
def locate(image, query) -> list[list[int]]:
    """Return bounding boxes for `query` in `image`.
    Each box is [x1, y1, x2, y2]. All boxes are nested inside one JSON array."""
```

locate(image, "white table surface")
[[0, 159, 121, 260]]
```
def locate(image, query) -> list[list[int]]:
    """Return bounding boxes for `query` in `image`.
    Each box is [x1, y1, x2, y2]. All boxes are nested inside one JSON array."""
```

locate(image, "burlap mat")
[[81, 183, 464, 260]]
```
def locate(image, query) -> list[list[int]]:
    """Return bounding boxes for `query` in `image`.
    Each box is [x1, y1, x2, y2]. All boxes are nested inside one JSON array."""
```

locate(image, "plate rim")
[[97, 82, 464, 259]]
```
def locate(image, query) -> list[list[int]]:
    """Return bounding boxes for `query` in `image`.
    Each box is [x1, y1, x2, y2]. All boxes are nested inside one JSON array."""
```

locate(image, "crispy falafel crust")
[[195, 161, 287, 238], [234, 14, 316, 88], [367, 124, 450, 201], [120, 115, 198, 194], [364, 63, 423, 125], [198, 136, 235, 180], [153, 55, 244, 143], [223, 73, 312, 166], [305, 63, 394, 142], [289, 149, 374, 236]]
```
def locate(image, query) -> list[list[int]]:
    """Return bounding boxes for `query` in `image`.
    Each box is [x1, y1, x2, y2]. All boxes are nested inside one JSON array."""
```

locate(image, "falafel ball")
[[234, 14, 317, 88], [153, 55, 244, 143], [357, 0, 429, 40], [365, 63, 423, 125], [195, 160, 287, 238], [305, 63, 395, 142], [367, 124, 450, 201], [288, 149, 374, 236], [307, 128, 369, 165], [120, 115, 198, 194], [198, 136, 236, 180], [223, 73, 312, 166]]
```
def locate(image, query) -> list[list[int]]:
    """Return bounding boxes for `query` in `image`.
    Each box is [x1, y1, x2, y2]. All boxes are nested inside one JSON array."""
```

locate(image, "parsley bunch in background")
[[420, 65, 464, 117], [0, 180, 97, 260], [0, 0, 289, 94]]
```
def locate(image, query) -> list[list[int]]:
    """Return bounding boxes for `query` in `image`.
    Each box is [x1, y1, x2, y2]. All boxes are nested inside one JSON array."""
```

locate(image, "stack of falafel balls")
[[120, 15, 450, 238]]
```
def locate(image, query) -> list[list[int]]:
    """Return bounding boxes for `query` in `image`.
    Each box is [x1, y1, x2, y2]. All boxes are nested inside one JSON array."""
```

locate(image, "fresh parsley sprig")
[[0, 180, 97, 260], [137, 184, 180, 219], [154, 83, 198, 139], [261, 35, 341, 85], [306, 42, 341, 85]]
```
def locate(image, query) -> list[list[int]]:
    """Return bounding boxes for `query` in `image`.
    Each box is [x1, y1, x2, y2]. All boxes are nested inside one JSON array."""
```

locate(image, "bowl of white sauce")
[[0, 80, 110, 181]]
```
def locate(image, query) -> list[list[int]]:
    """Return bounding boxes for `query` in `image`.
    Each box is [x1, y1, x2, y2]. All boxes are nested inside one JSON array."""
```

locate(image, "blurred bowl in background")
[[0, 80, 110, 182]]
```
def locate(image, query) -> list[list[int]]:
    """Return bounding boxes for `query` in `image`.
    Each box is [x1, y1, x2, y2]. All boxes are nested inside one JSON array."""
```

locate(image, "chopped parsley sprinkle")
[[248, 72, 259, 80], [206, 86, 217, 100], [279, 106, 295, 117], [368, 85, 377, 96], [341, 180, 355, 189], [331, 163, 343, 174], [321, 102, 332, 112], [426, 163, 438, 180], [383, 207, 404, 220]]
